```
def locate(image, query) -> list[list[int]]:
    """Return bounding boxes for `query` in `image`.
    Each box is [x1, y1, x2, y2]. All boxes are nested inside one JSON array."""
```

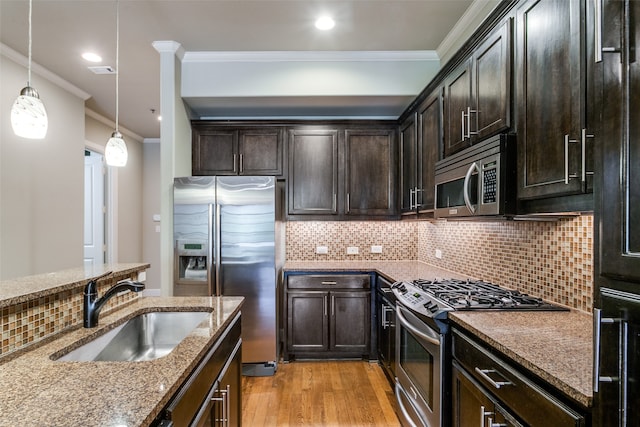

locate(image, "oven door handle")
[[396, 305, 441, 346], [463, 162, 479, 215]]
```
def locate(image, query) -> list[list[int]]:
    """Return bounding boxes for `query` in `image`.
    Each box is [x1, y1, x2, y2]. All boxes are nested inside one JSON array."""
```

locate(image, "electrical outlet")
[[371, 245, 383, 253], [316, 246, 329, 254], [435, 249, 443, 259], [347, 246, 359, 255]]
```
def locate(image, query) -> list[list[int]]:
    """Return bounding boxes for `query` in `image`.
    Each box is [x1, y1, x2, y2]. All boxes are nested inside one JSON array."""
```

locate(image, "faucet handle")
[[84, 271, 113, 295]]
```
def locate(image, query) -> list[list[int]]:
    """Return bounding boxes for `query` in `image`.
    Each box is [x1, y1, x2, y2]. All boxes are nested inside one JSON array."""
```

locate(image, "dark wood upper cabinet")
[[344, 128, 397, 216], [443, 19, 512, 158], [596, 0, 640, 287], [287, 128, 339, 215], [416, 90, 442, 213], [515, 0, 590, 201], [474, 19, 512, 140], [192, 128, 239, 175], [443, 60, 473, 157], [192, 124, 283, 176], [399, 114, 418, 214]]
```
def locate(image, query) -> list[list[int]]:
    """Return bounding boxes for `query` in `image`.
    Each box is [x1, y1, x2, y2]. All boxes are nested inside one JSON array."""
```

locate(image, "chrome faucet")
[[83, 271, 145, 328]]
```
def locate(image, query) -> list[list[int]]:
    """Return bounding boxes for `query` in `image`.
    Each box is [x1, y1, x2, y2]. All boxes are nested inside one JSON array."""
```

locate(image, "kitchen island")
[[0, 296, 243, 427]]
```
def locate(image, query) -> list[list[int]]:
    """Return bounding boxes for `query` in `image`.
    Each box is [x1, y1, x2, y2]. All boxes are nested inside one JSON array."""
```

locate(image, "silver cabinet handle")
[[461, 109, 466, 141], [595, 0, 603, 62], [564, 134, 579, 184], [415, 187, 423, 209], [331, 294, 335, 316], [346, 192, 350, 213], [480, 406, 494, 427], [233, 154, 238, 173], [323, 295, 327, 317], [593, 308, 620, 392], [467, 106, 478, 137], [321, 281, 337, 285], [463, 162, 479, 214], [409, 188, 415, 210], [239, 153, 244, 173], [582, 128, 595, 182], [474, 367, 513, 389]]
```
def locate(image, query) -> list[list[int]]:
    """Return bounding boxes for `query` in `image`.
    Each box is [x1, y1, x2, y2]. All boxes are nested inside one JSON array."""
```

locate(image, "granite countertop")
[[284, 260, 593, 408], [0, 296, 243, 427], [0, 263, 150, 308], [449, 310, 593, 408], [284, 260, 470, 282]]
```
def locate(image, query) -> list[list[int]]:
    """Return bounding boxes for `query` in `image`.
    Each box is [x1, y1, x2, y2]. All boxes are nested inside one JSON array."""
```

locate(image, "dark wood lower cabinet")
[[452, 362, 523, 427], [284, 274, 371, 361]]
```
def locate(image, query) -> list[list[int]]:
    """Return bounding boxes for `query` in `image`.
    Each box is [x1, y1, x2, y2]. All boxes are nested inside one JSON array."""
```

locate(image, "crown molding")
[[85, 107, 144, 143], [1, 42, 91, 101], [183, 50, 439, 63]]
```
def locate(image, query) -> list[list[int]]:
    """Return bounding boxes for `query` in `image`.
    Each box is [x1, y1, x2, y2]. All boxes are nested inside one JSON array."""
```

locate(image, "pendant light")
[[10, 0, 48, 139], [105, 0, 128, 167]]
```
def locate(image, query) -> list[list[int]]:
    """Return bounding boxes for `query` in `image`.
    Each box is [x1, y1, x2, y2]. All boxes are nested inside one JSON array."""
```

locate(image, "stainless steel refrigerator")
[[173, 176, 279, 376]]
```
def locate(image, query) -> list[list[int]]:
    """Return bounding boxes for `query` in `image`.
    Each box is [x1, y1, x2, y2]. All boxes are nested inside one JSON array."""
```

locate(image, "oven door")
[[395, 304, 442, 427]]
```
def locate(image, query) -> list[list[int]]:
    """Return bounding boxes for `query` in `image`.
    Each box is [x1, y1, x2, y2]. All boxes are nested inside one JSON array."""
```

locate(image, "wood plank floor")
[[242, 360, 401, 426]]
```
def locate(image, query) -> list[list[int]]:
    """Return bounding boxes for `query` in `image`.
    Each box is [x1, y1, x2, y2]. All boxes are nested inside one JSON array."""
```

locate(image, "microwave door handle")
[[463, 162, 479, 214]]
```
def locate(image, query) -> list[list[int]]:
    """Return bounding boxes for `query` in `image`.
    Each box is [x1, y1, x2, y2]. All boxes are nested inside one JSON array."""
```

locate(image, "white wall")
[[142, 141, 161, 292], [1, 54, 85, 279], [1, 50, 145, 281]]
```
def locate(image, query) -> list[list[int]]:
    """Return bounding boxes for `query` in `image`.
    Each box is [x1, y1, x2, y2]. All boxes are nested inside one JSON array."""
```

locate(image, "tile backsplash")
[[286, 215, 593, 312], [286, 221, 417, 261]]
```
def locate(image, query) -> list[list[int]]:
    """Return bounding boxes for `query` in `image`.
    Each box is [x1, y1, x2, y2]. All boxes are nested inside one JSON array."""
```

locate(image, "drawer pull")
[[474, 367, 513, 389], [321, 281, 338, 285]]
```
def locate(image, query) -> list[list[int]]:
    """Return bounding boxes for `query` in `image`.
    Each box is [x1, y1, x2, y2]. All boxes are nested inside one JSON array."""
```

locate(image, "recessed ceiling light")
[[315, 16, 335, 31], [82, 52, 102, 62]]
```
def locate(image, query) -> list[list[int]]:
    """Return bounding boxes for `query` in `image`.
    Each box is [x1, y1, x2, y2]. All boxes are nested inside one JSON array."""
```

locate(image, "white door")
[[84, 150, 105, 268]]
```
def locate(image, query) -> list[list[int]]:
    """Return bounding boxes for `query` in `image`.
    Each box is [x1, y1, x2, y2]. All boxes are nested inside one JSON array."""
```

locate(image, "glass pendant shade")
[[11, 86, 48, 139], [105, 131, 128, 167]]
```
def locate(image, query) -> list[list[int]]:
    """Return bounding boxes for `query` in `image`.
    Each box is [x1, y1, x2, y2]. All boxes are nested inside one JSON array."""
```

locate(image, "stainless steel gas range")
[[391, 278, 568, 427]]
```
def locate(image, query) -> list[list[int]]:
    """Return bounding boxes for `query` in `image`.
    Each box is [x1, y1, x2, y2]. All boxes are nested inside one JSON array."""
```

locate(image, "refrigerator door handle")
[[213, 201, 222, 295], [208, 203, 215, 296]]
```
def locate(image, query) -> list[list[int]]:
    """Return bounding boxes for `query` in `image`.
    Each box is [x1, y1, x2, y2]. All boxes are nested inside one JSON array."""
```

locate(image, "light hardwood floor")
[[242, 360, 401, 426]]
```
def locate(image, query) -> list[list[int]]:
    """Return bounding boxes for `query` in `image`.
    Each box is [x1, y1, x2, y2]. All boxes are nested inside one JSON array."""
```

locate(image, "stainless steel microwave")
[[434, 134, 516, 218]]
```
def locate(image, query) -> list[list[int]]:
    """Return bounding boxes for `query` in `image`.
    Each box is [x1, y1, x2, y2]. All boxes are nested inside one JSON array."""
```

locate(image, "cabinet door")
[[516, 0, 584, 200], [192, 128, 238, 175], [443, 59, 473, 157], [473, 19, 512, 141], [345, 128, 397, 216], [452, 363, 523, 427], [400, 114, 417, 213], [377, 298, 396, 377], [288, 129, 339, 215], [287, 291, 329, 352], [417, 90, 441, 213], [214, 340, 242, 427], [598, 0, 640, 283], [238, 128, 283, 176], [330, 291, 370, 354]]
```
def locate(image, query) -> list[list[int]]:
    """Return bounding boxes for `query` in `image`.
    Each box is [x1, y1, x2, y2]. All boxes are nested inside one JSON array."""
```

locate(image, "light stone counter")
[[0, 296, 243, 427], [0, 263, 150, 308]]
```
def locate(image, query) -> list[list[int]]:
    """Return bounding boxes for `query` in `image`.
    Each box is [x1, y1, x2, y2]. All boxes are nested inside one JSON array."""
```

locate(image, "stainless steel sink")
[[56, 311, 210, 362]]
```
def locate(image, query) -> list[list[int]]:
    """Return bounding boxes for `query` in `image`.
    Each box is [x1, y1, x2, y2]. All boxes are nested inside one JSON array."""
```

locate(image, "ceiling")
[[0, 0, 482, 139]]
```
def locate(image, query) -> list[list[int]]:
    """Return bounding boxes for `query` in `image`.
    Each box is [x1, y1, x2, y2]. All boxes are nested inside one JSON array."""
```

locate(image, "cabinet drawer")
[[287, 274, 370, 290], [163, 314, 241, 427], [452, 328, 584, 426]]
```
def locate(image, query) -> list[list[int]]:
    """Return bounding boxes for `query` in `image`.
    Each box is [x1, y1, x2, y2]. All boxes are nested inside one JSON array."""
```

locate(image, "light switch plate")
[[371, 245, 383, 253], [435, 249, 443, 259], [347, 246, 359, 255]]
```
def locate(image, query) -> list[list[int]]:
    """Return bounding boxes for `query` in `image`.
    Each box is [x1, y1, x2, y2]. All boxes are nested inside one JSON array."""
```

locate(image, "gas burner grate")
[[410, 278, 568, 311]]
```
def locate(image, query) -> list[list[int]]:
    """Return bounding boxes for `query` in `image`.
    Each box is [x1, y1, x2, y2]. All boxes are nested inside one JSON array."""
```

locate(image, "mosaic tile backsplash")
[[286, 215, 594, 312], [286, 221, 418, 261], [1, 272, 142, 357]]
